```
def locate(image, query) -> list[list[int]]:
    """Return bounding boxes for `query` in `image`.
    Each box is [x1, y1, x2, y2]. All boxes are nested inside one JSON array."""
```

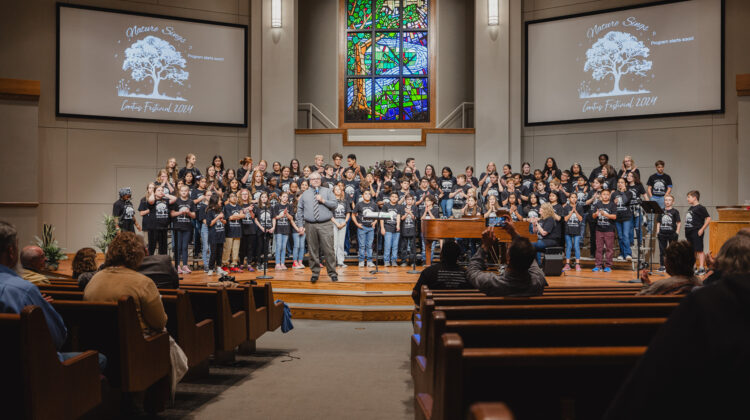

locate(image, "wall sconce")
[[488, 0, 499, 26], [271, 0, 282, 28]]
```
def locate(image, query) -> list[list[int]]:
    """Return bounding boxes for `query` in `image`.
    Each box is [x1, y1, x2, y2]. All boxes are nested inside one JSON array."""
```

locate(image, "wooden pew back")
[[52, 297, 170, 392], [0, 306, 101, 420]]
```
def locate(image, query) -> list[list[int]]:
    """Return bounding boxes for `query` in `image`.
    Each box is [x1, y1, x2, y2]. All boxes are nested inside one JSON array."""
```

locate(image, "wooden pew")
[[0, 306, 102, 420], [414, 314, 665, 397], [52, 297, 170, 412], [467, 403, 514, 420], [411, 301, 678, 364], [416, 295, 682, 359], [169, 288, 247, 361], [418, 333, 646, 420], [181, 284, 266, 354], [161, 290, 215, 371]]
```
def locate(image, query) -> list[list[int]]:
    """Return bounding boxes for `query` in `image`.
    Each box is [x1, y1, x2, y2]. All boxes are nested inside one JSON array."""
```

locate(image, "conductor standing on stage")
[[297, 172, 339, 283]]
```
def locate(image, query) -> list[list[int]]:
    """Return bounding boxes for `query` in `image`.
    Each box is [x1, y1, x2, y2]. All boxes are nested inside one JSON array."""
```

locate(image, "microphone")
[[315, 187, 320, 195]]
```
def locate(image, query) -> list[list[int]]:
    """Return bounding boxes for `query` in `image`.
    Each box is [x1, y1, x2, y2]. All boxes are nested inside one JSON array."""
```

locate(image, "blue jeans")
[[193, 219, 202, 258], [440, 198, 453, 218], [200, 224, 210, 269], [565, 234, 581, 261], [651, 195, 665, 209], [358, 226, 375, 262], [532, 240, 547, 265], [274, 233, 289, 265], [292, 232, 306, 261], [175, 229, 191, 265], [384, 231, 400, 263], [616, 218, 634, 257]]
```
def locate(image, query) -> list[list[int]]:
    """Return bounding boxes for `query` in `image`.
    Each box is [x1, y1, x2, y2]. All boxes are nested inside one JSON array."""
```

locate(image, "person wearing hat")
[[113, 187, 140, 233]]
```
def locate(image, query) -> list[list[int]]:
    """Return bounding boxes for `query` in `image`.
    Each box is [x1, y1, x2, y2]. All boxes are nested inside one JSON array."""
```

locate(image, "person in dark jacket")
[[466, 222, 547, 296], [604, 232, 750, 420], [411, 240, 472, 305]]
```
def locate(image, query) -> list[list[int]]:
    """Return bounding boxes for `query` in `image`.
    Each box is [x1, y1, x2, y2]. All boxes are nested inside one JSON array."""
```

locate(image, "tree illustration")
[[584, 31, 652, 95], [122, 36, 188, 97]]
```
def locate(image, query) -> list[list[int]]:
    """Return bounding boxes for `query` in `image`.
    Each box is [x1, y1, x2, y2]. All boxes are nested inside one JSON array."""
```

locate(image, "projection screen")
[[525, 0, 723, 126], [57, 4, 247, 126]]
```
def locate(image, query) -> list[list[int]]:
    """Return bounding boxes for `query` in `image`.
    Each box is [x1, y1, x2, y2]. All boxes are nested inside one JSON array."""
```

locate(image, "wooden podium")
[[709, 206, 750, 254]]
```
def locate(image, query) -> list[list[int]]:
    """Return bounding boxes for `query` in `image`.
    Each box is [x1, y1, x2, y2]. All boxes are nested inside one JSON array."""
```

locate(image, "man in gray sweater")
[[466, 222, 547, 296]]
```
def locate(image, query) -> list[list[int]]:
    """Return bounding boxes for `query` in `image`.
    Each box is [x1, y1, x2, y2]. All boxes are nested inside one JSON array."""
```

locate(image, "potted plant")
[[94, 214, 118, 254], [35, 224, 67, 271]]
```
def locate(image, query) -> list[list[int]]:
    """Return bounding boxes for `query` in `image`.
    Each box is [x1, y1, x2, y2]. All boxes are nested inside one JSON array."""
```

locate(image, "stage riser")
[[290, 308, 413, 321], [276, 292, 413, 306]]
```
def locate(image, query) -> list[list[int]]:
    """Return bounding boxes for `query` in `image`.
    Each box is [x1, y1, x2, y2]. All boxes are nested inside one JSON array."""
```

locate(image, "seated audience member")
[[411, 240, 472, 305], [84, 232, 168, 337], [0, 221, 66, 348], [638, 241, 701, 295], [134, 234, 179, 289], [20, 245, 51, 286], [466, 222, 547, 296], [702, 228, 750, 286], [73, 247, 99, 290], [604, 232, 750, 420]]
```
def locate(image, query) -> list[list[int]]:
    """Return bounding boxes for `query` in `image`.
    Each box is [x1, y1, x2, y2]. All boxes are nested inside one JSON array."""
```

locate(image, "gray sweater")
[[466, 248, 547, 296]]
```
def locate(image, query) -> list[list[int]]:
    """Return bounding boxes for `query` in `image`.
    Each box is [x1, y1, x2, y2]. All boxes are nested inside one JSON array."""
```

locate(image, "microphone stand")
[[256, 230, 273, 280], [370, 225, 386, 274], [407, 236, 421, 274]]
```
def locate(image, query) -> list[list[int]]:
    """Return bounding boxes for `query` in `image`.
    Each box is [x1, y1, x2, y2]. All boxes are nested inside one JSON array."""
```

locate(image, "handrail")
[[298, 103, 337, 129], [437, 102, 474, 129]]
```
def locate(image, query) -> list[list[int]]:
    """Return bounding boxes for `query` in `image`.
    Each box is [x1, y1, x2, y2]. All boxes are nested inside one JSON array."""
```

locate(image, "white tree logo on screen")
[[581, 31, 652, 98], [119, 36, 189, 101]]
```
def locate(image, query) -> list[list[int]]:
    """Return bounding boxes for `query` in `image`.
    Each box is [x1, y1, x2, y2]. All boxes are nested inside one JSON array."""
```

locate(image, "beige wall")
[[0, 0, 252, 251], [521, 0, 750, 244]]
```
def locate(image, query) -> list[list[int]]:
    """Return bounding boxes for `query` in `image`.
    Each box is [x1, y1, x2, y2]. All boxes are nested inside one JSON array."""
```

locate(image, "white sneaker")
[[217, 267, 228, 276], [367, 261, 376, 267], [625, 255, 633, 261], [207, 270, 215, 276], [614, 256, 625, 262], [358, 261, 365, 267]]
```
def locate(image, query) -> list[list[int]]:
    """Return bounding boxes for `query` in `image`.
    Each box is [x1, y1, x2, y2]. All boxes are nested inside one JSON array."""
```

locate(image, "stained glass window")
[[345, 0, 429, 123]]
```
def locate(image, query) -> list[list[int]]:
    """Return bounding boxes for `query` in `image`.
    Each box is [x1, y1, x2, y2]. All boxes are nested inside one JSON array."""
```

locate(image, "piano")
[[421, 218, 537, 264]]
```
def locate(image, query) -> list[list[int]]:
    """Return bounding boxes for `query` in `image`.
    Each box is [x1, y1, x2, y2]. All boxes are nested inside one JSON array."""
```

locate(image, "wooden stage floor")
[[57, 258, 662, 321]]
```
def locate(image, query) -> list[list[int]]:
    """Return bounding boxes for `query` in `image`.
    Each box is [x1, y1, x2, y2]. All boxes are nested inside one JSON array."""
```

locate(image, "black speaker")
[[542, 247, 565, 276]]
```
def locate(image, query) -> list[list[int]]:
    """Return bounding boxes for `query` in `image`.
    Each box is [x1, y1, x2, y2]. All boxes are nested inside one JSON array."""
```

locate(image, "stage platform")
[[177, 260, 655, 321], [56, 255, 661, 321]]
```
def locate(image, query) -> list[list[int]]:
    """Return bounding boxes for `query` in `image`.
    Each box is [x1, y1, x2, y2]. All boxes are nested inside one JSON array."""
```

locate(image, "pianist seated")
[[466, 222, 547, 296]]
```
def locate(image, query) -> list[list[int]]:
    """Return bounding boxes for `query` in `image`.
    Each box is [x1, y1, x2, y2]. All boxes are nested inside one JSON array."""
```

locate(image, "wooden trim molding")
[[0, 78, 40, 100], [338, 0, 436, 129], [296, 128, 349, 145], [738, 74, 750, 97], [0, 202, 40, 208]]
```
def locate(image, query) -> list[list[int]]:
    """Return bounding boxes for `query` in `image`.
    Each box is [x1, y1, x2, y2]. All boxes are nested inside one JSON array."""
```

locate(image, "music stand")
[[363, 209, 399, 275], [637, 201, 663, 279], [256, 231, 273, 280]]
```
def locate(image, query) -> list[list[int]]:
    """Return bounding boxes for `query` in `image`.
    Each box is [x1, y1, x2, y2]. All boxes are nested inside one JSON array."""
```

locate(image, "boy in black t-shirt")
[[113, 188, 139, 233], [647, 160, 673, 209], [656, 194, 681, 272], [380, 192, 402, 266], [354, 190, 379, 267], [399, 194, 418, 266], [685, 190, 711, 274], [592, 189, 617, 272]]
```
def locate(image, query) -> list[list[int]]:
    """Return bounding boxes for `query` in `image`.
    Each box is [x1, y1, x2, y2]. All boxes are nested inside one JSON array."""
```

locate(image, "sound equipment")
[[542, 246, 565, 276]]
